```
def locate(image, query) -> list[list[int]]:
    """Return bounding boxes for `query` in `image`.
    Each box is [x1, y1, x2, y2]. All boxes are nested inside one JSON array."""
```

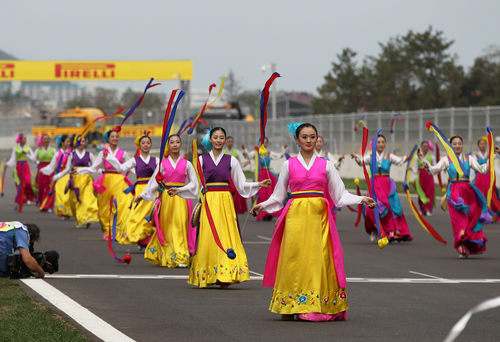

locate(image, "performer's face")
[[210, 130, 226, 151], [168, 136, 181, 154], [226, 138, 234, 150], [376, 137, 386, 152], [62, 137, 71, 150], [478, 139, 487, 152], [295, 127, 317, 152], [21, 135, 27, 145], [264, 138, 268, 148], [140, 137, 151, 153], [421, 142, 429, 155], [451, 138, 463, 154], [109, 132, 119, 146], [78, 138, 86, 149], [316, 137, 324, 151], [42, 135, 50, 147]]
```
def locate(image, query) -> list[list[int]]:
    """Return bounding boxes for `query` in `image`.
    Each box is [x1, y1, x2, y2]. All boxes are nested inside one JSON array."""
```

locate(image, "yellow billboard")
[[0, 61, 192, 81]]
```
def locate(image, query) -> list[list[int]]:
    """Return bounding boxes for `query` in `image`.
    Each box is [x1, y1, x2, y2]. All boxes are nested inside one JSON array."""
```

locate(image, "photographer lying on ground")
[[0, 222, 45, 278]]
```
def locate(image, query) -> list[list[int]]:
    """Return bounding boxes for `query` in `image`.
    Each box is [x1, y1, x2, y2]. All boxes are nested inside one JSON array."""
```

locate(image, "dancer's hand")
[[362, 197, 377, 209], [405, 152, 411, 161], [259, 179, 271, 188], [338, 154, 345, 163], [350, 152, 357, 159], [168, 188, 180, 197], [250, 204, 263, 217], [495, 146, 500, 155], [241, 144, 246, 150], [417, 149, 423, 159], [102, 150, 108, 159], [283, 143, 287, 149], [134, 196, 143, 204]]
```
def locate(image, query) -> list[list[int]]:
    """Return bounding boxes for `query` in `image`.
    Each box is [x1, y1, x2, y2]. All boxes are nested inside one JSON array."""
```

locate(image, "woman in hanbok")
[[31, 134, 55, 212], [52, 136, 99, 228], [315, 135, 344, 169], [411, 141, 436, 216], [224, 136, 250, 214], [40, 135, 73, 219], [251, 122, 376, 322], [5, 134, 36, 211], [242, 138, 286, 221], [106, 134, 156, 248], [177, 127, 271, 288], [419, 135, 491, 258], [138, 134, 198, 267], [76, 130, 133, 242], [350, 135, 413, 242], [472, 137, 499, 218]]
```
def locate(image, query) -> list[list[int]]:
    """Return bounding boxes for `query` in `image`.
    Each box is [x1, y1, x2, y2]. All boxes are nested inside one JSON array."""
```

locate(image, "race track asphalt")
[[1, 142, 499, 342]]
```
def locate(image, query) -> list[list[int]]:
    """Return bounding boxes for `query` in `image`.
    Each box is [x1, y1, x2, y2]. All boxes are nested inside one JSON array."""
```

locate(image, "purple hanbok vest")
[[135, 156, 157, 179], [202, 154, 231, 185], [72, 151, 91, 167]]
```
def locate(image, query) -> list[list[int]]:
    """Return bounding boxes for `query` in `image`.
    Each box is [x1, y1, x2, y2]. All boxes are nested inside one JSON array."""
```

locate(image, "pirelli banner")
[[0, 61, 193, 81]]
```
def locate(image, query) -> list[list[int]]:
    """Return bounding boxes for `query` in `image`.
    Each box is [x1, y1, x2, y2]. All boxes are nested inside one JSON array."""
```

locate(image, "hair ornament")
[[201, 127, 213, 151]]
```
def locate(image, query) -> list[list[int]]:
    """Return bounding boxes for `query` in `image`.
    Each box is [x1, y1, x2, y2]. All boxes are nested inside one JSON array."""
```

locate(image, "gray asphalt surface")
[[1, 140, 500, 342]]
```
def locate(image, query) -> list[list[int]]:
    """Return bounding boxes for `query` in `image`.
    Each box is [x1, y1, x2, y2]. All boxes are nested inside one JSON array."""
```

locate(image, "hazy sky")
[[2, 0, 499, 95]]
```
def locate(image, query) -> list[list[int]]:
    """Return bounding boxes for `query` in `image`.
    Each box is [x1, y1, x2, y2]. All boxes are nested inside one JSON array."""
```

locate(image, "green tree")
[[223, 69, 243, 103], [120, 87, 163, 110]]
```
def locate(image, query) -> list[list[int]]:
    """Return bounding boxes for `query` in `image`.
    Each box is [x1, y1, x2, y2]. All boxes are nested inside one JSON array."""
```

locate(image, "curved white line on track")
[[21, 279, 135, 342]]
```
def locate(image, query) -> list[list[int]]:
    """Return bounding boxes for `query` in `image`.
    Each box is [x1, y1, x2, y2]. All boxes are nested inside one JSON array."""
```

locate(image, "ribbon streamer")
[[354, 115, 366, 131], [80, 108, 125, 142], [390, 113, 401, 134], [443, 295, 500, 342], [403, 144, 447, 244], [178, 119, 209, 136], [192, 140, 236, 259], [107, 196, 131, 264], [361, 127, 387, 248], [158, 89, 186, 162], [115, 78, 161, 132], [426, 121, 465, 177], [0, 158, 5, 196], [259, 72, 281, 150], [486, 127, 500, 213], [188, 77, 226, 134]]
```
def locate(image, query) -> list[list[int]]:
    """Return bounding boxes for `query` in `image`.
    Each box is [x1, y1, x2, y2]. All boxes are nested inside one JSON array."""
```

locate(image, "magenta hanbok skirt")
[[37, 163, 53, 211], [416, 169, 435, 213], [15, 161, 36, 206], [365, 175, 413, 241], [447, 181, 488, 255]]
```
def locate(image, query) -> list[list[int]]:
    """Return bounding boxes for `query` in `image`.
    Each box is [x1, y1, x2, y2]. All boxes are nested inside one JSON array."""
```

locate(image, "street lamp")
[[261, 63, 277, 120]]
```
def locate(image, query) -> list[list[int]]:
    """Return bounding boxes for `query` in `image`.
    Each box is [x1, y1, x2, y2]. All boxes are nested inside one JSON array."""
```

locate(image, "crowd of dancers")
[[4, 113, 500, 321]]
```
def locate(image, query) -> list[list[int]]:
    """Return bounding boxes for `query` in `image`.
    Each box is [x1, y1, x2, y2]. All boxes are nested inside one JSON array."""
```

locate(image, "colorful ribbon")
[[354, 115, 366, 131], [0, 158, 5, 196], [361, 127, 387, 248], [192, 139, 236, 259], [158, 89, 186, 163], [107, 196, 131, 264], [80, 108, 125, 143], [354, 179, 364, 227], [426, 121, 465, 178], [188, 77, 226, 135], [178, 119, 209, 136], [403, 144, 447, 244], [486, 127, 500, 213], [259, 73, 281, 156], [115, 78, 161, 132], [390, 113, 401, 134]]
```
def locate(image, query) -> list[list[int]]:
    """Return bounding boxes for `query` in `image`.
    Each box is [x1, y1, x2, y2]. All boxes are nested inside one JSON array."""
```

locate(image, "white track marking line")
[[42, 274, 500, 284], [409, 271, 444, 279], [21, 279, 135, 342], [257, 235, 272, 241]]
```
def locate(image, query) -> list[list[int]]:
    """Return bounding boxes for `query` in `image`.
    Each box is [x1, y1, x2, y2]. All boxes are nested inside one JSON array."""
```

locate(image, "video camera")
[[8, 250, 59, 279]]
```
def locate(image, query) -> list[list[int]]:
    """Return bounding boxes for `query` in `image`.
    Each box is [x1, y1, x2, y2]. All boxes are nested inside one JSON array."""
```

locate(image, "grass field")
[[0, 279, 90, 342]]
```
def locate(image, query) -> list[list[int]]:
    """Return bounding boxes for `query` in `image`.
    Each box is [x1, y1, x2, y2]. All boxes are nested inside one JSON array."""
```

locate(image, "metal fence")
[[213, 106, 500, 156]]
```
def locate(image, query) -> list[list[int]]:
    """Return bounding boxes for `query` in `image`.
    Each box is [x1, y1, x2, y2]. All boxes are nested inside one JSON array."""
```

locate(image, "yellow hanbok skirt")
[[269, 197, 348, 315], [96, 173, 132, 243], [145, 191, 191, 267], [188, 191, 249, 288], [69, 174, 99, 226], [55, 174, 72, 217], [125, 182, 154, 244]]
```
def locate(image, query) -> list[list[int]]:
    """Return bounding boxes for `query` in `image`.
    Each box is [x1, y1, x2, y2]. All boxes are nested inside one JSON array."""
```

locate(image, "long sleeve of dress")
[[27, 148, 38, 164], [76, 152, 103, 175], [230, 156, 259, 198], [260, 161, 290, 213], [326, 162, 364, 207], [177, 162, 200, 200], [469, 156, 489, 175], [389, 153, 407, 165], [269, 148, 286, 160], [5, 147, 17, 168], [106, 155, 136, 174], [140, 163, 160, 202], [422, 157, 449, 175], [40, 152, 60, 175], [242, 147, 255, 159], [53, 154, 73, 182]]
